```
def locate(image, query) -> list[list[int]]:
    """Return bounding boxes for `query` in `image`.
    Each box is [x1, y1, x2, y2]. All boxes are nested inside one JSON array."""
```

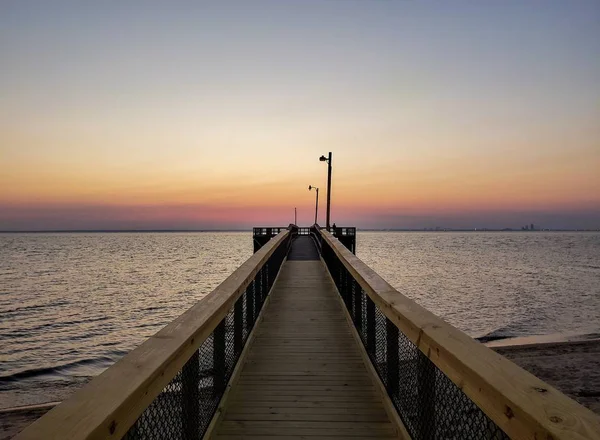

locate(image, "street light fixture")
[[319, 152, 332, 229], [308, 185, 319, 225]]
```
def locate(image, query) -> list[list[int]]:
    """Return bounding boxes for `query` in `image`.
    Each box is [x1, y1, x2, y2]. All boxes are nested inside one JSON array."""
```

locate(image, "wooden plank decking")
[[212, 237, 399, 439]]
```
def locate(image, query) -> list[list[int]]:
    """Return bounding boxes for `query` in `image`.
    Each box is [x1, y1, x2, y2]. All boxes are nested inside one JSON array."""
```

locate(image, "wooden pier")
[[14, 226, 600, 440], [212, 236, 399, 438]]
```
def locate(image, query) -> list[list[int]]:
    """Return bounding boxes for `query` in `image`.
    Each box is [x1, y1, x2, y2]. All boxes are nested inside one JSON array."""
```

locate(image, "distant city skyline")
[[1, 206, 599, 231], [1, 1, 599, 230]]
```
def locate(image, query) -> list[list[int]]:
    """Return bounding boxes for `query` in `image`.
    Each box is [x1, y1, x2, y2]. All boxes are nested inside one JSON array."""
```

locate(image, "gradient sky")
[[1, 0, 599, 230]]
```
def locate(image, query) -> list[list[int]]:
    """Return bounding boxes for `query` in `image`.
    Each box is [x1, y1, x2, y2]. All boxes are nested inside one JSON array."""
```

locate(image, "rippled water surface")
[[1, 231, 599, 408], [0, 232, 251, 408], [357, 232, 600, 339]]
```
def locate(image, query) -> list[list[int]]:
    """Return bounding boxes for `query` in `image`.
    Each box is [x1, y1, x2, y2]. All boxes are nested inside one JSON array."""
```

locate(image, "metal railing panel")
[[318, 228, 600, 440]]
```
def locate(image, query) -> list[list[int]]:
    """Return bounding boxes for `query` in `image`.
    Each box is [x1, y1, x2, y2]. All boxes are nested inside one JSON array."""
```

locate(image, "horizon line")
[[1, 228, 599, 233]]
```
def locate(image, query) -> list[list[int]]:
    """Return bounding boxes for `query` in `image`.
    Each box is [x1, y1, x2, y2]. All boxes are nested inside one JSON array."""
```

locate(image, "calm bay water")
[[1, 231, 599, 408], [357, 232, 600, 339]]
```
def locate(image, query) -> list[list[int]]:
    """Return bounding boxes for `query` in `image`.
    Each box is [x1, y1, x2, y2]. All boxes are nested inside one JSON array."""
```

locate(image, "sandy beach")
[[492, 339, 600, 414], [2, 339, 599, 439], [0, 377, 88, 440], [0, 404, 55, 440]]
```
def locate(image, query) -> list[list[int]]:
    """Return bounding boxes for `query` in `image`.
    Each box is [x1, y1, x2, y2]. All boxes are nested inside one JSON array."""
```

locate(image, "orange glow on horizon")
[[2, 146, 598, 217]]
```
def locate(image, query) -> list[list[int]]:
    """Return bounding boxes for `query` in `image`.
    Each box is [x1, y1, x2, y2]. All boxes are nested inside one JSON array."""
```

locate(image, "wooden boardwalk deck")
[[212, 237, 399, 439]]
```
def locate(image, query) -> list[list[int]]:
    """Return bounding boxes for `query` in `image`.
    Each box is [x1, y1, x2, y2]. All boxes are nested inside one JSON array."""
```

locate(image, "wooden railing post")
[[234, 298, 243, 356], [348, 273, 355, 317], [248, 279, 256, 329], [366, 296, 376, 357], [257, 269, 263, 307], [213, 321, 226, 395], [386, 318, 399, 397], [418, 354, 437, 439], [339, 260, 344, 294], [182, 350, 200, 440], [344, 267, 352, 311], [355, 281, 363, 330], [265, 262, 270, 295], [260, 265, 265, 301]]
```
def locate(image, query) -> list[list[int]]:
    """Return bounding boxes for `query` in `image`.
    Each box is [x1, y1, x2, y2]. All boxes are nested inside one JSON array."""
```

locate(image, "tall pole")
[[315, 188, 319, 225], [326, 152, 332, 230], [294, 207, 297, 225]]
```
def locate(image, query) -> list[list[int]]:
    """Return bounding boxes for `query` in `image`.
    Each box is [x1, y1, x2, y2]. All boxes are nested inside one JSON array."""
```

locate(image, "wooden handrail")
[[319, 229, 600, 440], [15, 230, 290, 440]]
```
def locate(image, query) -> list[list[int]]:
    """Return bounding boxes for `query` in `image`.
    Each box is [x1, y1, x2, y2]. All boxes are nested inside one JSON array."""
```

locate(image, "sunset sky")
[[1, 1, 599, 230]]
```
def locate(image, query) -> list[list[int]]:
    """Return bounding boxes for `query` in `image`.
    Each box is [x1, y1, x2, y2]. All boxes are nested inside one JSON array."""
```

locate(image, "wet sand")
[[0, 378, 88, 440], [492, 339, 600, 414], [0, 404, 56, 440], [2, 339, 599, 438]]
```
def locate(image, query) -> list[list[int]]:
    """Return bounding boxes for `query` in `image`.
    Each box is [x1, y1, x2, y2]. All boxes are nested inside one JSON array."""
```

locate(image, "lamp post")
[[308, 185, 319, 225], [319, 152, 332, 230]]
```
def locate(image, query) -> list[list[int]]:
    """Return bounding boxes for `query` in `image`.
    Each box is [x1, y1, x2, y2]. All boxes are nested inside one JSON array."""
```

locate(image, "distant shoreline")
[[0, 229, 251, 233], [1, 229, 598, 233]]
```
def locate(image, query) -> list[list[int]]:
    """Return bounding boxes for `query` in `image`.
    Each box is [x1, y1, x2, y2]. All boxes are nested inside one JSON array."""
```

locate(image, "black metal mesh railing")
[[124, 236, 289, 440], [320, 235, 509, 440]]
